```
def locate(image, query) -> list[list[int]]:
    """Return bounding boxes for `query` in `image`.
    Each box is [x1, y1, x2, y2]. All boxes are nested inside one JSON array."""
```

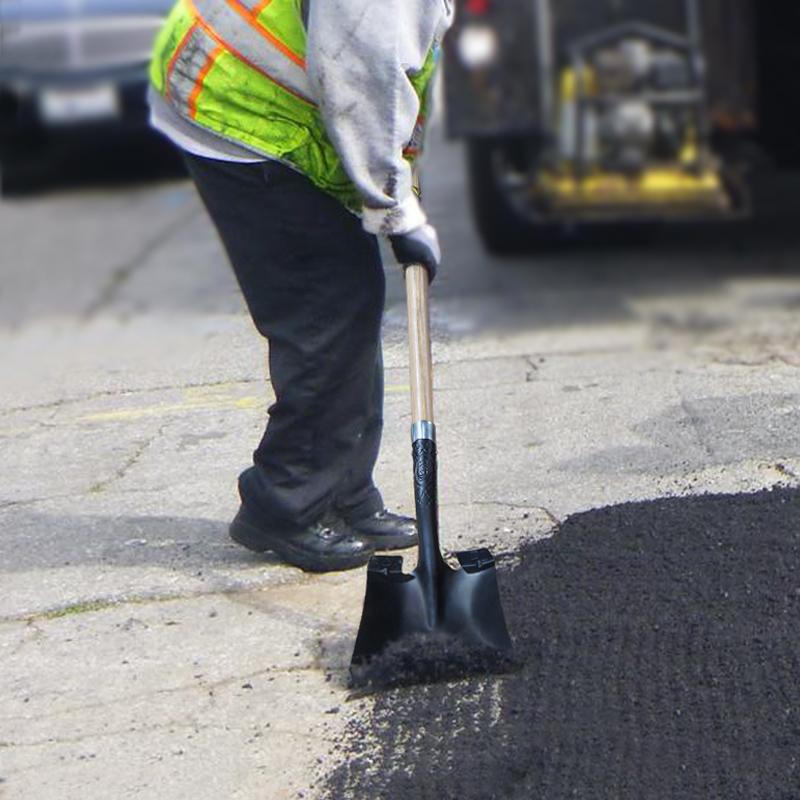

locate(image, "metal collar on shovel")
[[349, 265, 514, 690]]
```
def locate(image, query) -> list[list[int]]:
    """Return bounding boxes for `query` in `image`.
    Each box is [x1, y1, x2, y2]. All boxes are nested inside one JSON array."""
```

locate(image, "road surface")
[[2, 122, 800, 798]]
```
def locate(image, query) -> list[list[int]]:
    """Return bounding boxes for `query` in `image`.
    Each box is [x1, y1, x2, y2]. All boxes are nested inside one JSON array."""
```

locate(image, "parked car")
[[0, 0, 173, 178]]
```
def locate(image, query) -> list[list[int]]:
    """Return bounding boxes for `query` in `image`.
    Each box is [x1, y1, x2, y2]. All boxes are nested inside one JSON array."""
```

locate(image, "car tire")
[[0, 135, 50, 196]]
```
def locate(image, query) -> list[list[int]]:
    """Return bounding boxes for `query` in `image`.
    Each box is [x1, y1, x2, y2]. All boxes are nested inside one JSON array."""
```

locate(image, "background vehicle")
[[0, 0, 173, 187], [444, 0, 800, 252]]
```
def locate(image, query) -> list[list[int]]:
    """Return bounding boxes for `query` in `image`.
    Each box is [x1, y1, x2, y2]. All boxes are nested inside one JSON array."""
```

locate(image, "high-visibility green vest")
[[150, 0, 436, 212]]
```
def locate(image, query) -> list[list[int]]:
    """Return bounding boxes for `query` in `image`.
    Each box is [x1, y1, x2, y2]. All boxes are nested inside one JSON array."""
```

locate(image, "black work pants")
[[184, 153, 385, 528]]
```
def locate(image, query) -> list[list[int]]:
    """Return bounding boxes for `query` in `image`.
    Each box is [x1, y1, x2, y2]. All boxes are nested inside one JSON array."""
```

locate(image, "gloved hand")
[[389, 223, 441, 283]]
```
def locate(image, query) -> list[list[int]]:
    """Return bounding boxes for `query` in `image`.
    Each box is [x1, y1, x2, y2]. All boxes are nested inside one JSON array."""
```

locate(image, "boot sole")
[[229, 517, 373, 573]]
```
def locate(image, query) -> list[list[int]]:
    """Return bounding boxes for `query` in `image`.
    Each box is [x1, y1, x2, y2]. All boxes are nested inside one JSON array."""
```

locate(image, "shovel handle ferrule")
[[411, 420, 436, 443]]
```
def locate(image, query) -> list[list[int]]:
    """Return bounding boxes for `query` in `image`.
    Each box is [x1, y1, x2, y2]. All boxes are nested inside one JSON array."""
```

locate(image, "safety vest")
[[150, 0, 436, 212]]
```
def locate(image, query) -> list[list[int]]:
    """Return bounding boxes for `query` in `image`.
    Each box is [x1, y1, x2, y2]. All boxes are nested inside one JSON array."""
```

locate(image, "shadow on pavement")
[[559, 393, 800, 477], [324, 486, 800, 800], [4, 131, 800, 335], [1, 130, 185, 197], [0, 511, 280, 574]]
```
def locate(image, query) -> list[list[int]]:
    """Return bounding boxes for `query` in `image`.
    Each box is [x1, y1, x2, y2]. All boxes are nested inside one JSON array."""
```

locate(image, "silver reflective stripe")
[[167, 25, 214, 112], [192, 0, 313, 102], [411, 421, 436, 443]]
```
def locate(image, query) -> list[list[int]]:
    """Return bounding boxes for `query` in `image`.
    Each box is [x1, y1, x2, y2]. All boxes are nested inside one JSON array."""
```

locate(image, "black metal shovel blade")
[[349, 548, 514, 688]]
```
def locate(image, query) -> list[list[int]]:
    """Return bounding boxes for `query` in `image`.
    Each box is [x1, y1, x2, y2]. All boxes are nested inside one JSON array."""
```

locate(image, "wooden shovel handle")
[[405, 264, 434, 424]]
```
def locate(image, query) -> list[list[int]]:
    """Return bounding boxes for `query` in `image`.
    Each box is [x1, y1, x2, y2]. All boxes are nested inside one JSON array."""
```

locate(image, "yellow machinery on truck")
[[444, 0, 797, 251]]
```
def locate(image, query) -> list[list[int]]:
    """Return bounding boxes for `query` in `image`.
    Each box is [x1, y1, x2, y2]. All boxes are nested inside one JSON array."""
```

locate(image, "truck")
[[443, 0, 799, 252]]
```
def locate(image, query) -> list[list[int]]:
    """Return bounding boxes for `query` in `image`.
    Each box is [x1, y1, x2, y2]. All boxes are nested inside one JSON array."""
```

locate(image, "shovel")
[[349, 264, 514, 688]]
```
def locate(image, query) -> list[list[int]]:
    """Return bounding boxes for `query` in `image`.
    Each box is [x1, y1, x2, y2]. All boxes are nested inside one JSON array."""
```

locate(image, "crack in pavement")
[[466, 500, 562, 526], [0, 377, 264, 419], [1, 664, 335, 730], [0, 571, 322, 625], [81, 204, 200, 319], [773, 461, 799, 480], [0, 484, 190, 510], [524, 354, 543, 382], [86, 425, 166, 495], [677, 389, 716, 461], [0, 493, 85, 510], [1, 720, 336, 752], [0, 345, 633, 425]]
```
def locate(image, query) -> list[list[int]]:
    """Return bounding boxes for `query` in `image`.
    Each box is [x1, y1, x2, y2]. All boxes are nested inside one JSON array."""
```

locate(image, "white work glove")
[[389, 223, 441, 283]]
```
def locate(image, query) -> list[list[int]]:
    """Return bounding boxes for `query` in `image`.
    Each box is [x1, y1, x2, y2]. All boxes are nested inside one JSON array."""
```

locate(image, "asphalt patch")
[[323, 487, 800, 800], [348, 632, 520, 694]]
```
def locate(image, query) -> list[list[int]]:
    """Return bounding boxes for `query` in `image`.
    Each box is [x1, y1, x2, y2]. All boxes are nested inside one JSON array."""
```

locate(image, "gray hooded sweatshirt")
[[150, 0, 454, 236]]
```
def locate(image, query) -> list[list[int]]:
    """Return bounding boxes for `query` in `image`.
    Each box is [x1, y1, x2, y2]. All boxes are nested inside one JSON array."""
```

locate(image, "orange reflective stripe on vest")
[[222, 0, 305, 69], [151, 0, 437, 213], [189, 0, 313, 102], [188, 45, 223, 118]]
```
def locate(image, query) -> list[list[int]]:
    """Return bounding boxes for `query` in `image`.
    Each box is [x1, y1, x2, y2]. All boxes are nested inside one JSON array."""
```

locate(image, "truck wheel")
[[466, 138, 544, 254]]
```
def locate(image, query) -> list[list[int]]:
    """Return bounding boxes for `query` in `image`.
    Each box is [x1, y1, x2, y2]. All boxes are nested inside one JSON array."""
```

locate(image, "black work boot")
[[229, 506, 374, 573], [347, 509, 418, 551]]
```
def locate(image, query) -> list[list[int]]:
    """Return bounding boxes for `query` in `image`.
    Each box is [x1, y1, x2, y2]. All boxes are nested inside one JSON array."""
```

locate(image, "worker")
[[148, 0, 453, 572]]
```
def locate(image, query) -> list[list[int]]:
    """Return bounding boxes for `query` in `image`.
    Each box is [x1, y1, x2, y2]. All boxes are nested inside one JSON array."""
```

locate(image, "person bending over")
[[148, 0, 452, 571]]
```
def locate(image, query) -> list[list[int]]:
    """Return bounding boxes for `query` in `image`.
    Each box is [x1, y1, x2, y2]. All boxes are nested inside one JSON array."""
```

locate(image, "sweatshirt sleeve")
[[306, 0, 450, 236]]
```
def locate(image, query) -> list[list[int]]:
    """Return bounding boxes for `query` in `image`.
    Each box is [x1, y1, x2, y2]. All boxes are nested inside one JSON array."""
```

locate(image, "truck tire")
[[466, 138, 542, 254]]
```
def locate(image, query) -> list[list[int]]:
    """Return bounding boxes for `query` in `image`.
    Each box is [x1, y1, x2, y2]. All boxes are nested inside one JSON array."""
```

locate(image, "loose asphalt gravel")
[[323, 486, 800, 800]]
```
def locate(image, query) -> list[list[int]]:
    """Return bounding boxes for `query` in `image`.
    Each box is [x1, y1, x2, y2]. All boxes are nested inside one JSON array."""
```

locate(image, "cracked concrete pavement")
[[3, 122, 800, 798]]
